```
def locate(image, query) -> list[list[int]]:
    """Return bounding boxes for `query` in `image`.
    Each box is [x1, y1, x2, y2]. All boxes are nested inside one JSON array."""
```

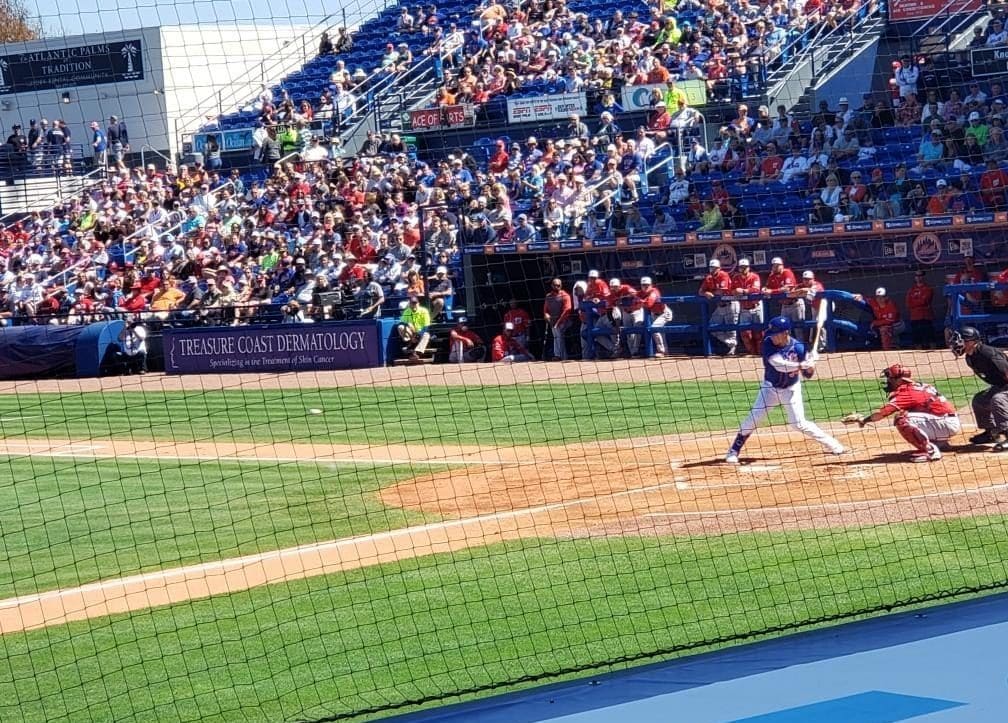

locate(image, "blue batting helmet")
[[766, 316, 792, 334]]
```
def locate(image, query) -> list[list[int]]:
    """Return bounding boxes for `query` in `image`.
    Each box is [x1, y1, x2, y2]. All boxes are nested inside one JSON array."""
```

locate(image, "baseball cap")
[[802, 270, 814, 279], [839, 96, 849, 104], [504, 322, 514, 330], [457, 316, 468, 324], [771, 256, 783, 265], [738, 258, 750, 266], [970, 111, 981, 121], [640, 276, 652, 285], [436, 265, 447, 274], [875, 287, 887, 296], [588, 269, 599, 278], [937, 179, 948, 187], [609, 277, 621, 286], [708, 259, 721, 269]]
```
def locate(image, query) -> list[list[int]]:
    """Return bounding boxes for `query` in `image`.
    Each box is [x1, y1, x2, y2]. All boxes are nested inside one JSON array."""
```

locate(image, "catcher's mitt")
[[841, 412, 865, 427]]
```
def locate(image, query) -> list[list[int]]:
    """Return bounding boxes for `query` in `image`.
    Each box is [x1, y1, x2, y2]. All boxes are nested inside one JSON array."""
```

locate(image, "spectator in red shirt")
[[118, 282, 148, 313], [905, 270, 936, 349], [980, 158, 1008, 210], [756, 142, 784, 185], [926, 179, 953, 215], [487, 139, 509, 175]]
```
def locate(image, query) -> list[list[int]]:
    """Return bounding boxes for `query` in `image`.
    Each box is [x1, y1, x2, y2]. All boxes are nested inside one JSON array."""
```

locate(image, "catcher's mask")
[[881, 364, 912, 393], [950, 326, 982, 358]]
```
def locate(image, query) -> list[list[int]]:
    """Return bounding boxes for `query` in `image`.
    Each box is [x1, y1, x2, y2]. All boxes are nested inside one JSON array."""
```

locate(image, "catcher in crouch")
[[844, 364, 960, 463]]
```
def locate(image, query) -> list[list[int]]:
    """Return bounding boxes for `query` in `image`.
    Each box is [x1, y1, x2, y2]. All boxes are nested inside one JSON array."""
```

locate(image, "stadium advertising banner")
[[192, 120, 326, 154], [406, 104, 476, 132], [970, 46, 1008, 77], [506, 92, 586, 123], [0, 40, 143, 94], [163, 323, 383, 374], [888, 0, 981, 22], [620, 80, 708, 111]]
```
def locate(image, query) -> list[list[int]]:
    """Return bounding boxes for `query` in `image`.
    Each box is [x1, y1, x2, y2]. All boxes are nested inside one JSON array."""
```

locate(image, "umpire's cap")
[[766, 316, 792, 334]]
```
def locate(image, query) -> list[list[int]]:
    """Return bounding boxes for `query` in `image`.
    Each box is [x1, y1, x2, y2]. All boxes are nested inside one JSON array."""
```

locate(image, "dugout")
[[0, 321, 125, 380]]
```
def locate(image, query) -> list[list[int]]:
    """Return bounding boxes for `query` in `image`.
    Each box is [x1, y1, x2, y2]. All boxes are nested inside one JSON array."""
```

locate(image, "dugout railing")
[[946, 281, 1008, 341], [582, 289, 874, 358]]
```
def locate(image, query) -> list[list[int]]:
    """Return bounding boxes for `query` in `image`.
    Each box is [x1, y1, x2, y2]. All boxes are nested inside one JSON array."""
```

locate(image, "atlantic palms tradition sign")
[[0, 39, 143, 94]]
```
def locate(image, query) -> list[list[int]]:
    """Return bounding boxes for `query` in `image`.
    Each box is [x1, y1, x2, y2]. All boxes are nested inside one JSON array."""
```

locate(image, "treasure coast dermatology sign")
[[0, 39, 144, 95], [163, 323, 383, 374]]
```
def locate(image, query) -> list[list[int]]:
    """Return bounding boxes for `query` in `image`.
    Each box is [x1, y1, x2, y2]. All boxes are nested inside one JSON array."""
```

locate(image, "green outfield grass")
[[0, 377, 984, 447], [0, 376, 998, 721], [2, 519, 1007, 723], [0, 458, 429, 598]]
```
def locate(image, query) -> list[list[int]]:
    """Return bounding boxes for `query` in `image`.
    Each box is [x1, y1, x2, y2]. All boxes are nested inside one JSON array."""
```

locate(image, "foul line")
[[0, 477, 687, 632]]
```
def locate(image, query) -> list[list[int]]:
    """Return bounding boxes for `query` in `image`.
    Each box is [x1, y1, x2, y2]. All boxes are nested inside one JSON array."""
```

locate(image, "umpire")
[[951, 326, 1008, 450]]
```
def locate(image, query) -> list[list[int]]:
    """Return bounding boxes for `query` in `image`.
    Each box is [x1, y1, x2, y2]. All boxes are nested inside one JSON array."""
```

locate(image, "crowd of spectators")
[[0, 150, 462, 328]]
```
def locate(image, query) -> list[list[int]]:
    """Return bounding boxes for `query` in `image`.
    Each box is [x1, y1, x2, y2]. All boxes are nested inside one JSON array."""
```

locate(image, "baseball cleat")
[[993, 441, 1008, 453], [724, 452, 740, 464], [911, 444, 942, 463], [829, 446, 848, 456]]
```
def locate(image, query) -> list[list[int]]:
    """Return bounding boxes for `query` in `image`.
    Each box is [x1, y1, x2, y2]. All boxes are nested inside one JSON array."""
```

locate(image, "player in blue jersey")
[[725, 316, 846, 464]]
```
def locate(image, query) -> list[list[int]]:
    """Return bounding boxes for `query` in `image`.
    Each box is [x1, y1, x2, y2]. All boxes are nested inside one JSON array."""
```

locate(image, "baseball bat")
[[811, 298, 829, 353]]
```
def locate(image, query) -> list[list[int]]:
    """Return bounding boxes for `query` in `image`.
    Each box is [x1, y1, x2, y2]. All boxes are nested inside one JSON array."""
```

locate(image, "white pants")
[[904, 412, 961, 442], [737, 381, 843, 452], [649, 307, 674, 354], [710, 301, 739, 349], [738, 304, 763, 328], [617, 308, 645, 354]]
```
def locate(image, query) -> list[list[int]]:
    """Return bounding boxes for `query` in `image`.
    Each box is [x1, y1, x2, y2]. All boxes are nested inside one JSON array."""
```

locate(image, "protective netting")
[[2, 0, 1008, 721]]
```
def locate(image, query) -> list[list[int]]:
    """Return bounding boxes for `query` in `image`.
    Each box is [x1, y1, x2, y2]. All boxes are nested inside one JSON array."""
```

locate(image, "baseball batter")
[[725, 316, 846, 464], [843, 364, 959, 462]]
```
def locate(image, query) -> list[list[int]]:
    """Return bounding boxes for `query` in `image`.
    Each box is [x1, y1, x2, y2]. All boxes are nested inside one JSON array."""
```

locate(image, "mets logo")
[[712, 243, 738, 271], [912, 233, 942, 264], [628, 86, 657, 110]]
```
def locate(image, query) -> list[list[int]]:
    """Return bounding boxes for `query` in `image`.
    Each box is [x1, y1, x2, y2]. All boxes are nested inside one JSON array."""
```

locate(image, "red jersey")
[[503, 308, 531, 336], [638, 286, 666, 315], [731, 270, 761, 309], [765, 267, 798, 294], [868, 297, 900, 327], [953, 265, 986, 304], [491, 333, 527, 361], [799, 280, 825, 312], [699, 269, 732, 297], [880, 381, 956, 418], [994, 269, 1008, 308], [611, 283, 642, 312], [905, 282, 935, 319], [586, 278, 611, 300], [543, 290, 573, 326], [450, 327, 483, 347]]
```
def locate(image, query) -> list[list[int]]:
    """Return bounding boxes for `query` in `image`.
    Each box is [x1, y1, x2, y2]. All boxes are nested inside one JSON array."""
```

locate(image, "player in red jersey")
[[846, 364, 960, 462]]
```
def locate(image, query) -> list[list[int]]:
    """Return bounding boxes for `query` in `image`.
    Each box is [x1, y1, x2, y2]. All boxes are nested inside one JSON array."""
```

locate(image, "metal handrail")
[[176, 12, 341, 141], [0, 166, 106, 230], [140, 145, 172, 170], [41, 180, 240, 290], [908, 0, 988, 53], [767, 5, 883, 104]]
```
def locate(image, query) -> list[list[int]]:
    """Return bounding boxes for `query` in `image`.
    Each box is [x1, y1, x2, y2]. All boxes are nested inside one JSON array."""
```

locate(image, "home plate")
[[738, 464, 782, 473]]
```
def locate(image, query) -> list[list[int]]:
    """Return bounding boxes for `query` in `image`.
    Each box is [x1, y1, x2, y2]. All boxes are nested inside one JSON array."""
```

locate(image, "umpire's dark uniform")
[[966, 341, 1008, 438]]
